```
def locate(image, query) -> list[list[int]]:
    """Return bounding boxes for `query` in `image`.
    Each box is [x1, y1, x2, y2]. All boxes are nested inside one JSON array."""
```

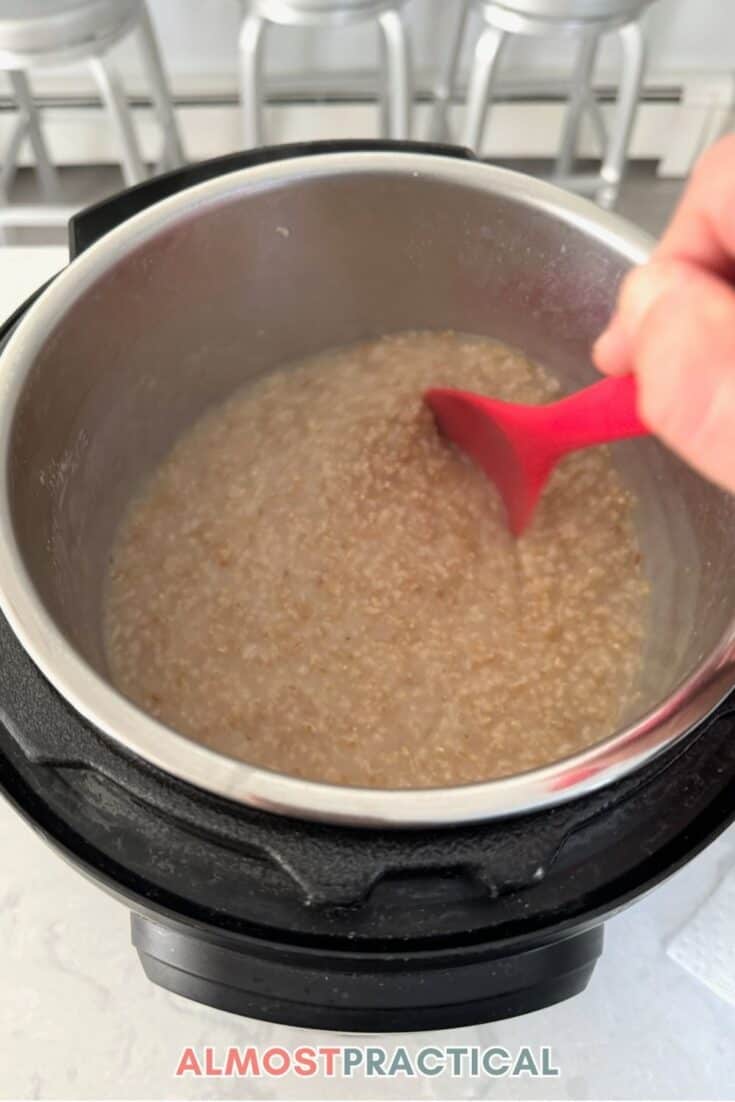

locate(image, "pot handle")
[[68, 139, 477, 258]]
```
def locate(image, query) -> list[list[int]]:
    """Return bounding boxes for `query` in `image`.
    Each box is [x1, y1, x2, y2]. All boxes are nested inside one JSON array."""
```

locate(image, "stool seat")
[[0, 0, 140, 56], [485, 0, 651, 22], [250, 0, 401, 26], [264, 0, 394, 10]]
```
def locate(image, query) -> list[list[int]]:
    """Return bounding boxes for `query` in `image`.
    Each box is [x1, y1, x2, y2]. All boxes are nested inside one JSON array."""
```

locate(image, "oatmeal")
[[104, 331, 648, 788]]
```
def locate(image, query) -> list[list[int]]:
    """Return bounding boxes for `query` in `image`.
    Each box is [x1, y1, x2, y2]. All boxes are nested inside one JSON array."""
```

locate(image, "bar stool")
[[238, 0, 411, 147], [432, 0, 654, 208], [0, 0, 184, 209]]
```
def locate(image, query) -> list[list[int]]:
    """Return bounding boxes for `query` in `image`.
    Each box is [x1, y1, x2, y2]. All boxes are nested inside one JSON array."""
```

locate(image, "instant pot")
[[0, 140, 733, 1031]]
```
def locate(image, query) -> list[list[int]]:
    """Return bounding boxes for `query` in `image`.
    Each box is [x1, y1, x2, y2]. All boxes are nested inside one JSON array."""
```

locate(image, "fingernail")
[[593, 319, 630, 374]]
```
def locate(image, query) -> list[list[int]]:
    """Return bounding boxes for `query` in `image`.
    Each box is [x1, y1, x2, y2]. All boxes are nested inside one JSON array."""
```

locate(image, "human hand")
[[593, 133, 735, 494]]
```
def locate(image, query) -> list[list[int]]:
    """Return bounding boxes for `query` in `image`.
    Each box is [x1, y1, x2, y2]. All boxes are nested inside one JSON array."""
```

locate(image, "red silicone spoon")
[[424, 374, 649, 537]]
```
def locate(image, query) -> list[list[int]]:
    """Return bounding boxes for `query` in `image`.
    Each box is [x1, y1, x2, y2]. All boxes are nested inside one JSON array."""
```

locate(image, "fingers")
[[593, 259, 695, 376], [594, 132, 735, 377], [609, 261, 735, 493], [591, 133, 735, 492]]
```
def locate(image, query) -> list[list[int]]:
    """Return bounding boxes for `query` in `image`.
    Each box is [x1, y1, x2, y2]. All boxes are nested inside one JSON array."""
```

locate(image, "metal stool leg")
[[463, 23, 506, 152], [0, 109, 25, 242], [135, 1, 184, 170], [556, 30, 599, 178], [89, 55, 146, 186], [8, 71, 59, 200], [239, 9, 267, 148], [0, 116, 26, 197], [585, 90, 608, 157], [377, 8, 410, 140], [597, 18, 645, 209], [378, 21, 390, 138], [431, 0, 471, 143]]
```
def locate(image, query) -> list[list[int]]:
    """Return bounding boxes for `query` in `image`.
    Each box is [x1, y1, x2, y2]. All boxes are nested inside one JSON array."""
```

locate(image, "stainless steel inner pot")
[[1, 151, 734, 828]]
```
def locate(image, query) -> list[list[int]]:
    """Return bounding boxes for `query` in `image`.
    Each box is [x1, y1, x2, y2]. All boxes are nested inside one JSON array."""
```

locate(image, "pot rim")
[[1, 150, 733, 828]]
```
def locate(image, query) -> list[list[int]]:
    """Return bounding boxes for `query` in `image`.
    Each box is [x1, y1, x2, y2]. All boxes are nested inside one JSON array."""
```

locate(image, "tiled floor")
[[615, 163, 684, 237], [497, 157, 685, 238], [3, 158, 685, 246]]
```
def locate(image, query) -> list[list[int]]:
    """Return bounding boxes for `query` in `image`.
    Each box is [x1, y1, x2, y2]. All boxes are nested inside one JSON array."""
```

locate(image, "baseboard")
[[0, 98, 679, 167], [1, 73, 733, 176]]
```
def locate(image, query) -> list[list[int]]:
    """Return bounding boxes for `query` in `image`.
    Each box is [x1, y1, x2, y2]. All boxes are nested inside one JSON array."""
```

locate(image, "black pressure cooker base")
[[132, 916, 603, 1031], [1, 141, 735, 1033]]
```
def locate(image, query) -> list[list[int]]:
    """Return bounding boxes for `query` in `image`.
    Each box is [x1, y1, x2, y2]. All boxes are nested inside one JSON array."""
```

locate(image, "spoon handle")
[[542, 374, 649, 455]]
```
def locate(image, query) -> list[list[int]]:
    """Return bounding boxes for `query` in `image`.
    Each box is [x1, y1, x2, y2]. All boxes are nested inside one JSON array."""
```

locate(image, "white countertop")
[[1, 246, 734, 1102]]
